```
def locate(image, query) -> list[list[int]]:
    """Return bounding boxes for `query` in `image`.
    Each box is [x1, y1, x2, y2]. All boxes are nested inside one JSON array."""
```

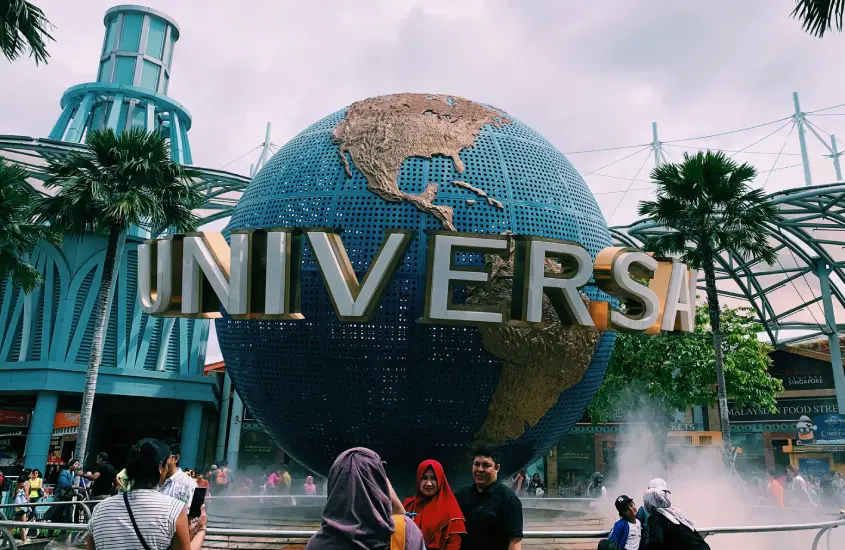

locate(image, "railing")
[[0, 514, 842, 550], [0, 500, 92, 522]]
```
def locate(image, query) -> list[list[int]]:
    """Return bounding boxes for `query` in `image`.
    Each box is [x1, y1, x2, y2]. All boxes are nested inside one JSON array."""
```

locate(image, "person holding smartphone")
[[87, 438, 206, 550]]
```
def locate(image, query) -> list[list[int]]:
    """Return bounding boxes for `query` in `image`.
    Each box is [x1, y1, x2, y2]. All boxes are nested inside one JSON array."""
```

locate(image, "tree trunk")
[[73, 230, 121, 465], [701, 257, 732, 457]]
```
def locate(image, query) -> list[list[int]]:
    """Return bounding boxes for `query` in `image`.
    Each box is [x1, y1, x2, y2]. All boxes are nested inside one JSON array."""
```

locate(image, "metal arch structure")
[[0, 135, 250, 227]]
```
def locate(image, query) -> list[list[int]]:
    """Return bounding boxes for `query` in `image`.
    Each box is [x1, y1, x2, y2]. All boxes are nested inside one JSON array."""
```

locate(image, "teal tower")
[[48, 5, 192, 164], [0, 6, 214, 474]]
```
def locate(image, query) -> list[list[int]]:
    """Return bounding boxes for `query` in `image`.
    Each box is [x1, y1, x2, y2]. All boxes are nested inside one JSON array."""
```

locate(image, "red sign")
[[0, 410, 30, 427]]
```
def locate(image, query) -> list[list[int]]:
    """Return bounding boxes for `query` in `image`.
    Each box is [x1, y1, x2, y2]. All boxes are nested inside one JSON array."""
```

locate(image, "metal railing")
[[0, 500, 92, 522], [0, 514, 842, 550]]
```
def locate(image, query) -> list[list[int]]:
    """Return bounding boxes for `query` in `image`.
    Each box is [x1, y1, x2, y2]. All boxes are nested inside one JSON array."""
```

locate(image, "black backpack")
[[598, 540, 619, 550]]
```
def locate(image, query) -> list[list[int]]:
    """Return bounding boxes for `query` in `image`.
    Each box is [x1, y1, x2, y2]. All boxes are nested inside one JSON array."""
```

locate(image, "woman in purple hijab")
[[306, 447, 426, 550]]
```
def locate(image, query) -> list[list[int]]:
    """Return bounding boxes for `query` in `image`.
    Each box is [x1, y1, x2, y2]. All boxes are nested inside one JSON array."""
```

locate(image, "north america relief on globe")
[[217, 93, 616, 484]]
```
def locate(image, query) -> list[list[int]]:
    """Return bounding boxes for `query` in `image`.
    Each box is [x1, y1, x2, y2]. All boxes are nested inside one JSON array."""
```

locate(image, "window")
[[140, 60, 160, 91], [103, 16, 118, 54], [98, 57, 114, 82], [145, 18, 166, 59], [118, 13, 143, 52], [130, 104, 146, 129], [114, 56, 136, 86]]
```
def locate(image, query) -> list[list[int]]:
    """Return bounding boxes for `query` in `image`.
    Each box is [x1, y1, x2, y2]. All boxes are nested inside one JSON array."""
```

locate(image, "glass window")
[[98, 57, 114, 82], [90, 103, 107, 132], [118, 13, 143, 52], [114, 56, 136, 86], [116, 101, 130, 134], [140, 60, 160, 91], [130, 103, 146, 129], [103, 16, 118, 54], [145, 18, 166, 59]]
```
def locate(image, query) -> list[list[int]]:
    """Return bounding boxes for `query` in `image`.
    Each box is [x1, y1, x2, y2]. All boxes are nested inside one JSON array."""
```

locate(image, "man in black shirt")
[[456, 444, 523, 550], [84, 452, 117, 499]]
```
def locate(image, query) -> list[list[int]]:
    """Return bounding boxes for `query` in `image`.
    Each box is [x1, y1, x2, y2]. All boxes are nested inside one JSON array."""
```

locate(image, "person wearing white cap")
[[642, 479, 709, 549]]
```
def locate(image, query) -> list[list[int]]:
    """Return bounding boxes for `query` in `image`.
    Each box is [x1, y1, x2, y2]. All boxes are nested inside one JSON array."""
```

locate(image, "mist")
[[599, 406, 844, 549]]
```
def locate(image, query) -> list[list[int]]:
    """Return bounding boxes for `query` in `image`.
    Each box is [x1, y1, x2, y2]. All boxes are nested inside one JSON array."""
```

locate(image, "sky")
[[4, 0, 845, 362]]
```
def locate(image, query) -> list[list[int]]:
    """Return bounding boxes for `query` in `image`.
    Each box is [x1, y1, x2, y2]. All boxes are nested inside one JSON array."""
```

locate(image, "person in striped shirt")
[[86, 438, 206, 550]]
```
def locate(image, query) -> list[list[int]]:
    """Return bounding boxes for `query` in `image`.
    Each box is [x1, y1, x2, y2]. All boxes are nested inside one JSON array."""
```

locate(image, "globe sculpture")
[[217, 93, 616, 485]]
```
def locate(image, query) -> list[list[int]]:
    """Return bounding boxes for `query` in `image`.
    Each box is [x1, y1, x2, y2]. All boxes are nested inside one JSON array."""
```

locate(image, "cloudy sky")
[[5, 0, 845, 360]]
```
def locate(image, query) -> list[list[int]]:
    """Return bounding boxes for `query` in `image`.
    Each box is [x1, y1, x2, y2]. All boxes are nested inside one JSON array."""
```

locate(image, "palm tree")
[[792, 0, 845, 37], [638, 151, 778, 455], [0, 159, 61, 292], [0, 0, 53, 64], [33, 128, 203, 464]]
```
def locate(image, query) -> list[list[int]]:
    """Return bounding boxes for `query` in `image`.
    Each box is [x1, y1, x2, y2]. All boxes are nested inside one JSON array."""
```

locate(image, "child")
[[607, 495, 645, 550], [13, 480, 30, 544]]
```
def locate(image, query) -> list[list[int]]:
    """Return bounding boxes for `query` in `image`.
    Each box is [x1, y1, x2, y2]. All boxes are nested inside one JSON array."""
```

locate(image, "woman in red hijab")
[[403, 459, 466, 550]]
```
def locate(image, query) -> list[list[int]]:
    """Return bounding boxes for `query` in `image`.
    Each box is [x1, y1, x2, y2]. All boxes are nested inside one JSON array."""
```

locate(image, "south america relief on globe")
[[217, 92, 615, 485]]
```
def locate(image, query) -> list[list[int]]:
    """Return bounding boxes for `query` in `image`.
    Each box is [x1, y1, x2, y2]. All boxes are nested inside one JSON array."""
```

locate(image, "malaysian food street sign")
[[138, 230, 696, 334]]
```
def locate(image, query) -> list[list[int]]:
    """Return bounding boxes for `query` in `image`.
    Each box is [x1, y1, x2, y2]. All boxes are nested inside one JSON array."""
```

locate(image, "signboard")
[[53, 413, 79, 429], [813, 413, 845, 443], [798, 458, 830, 477], [138, 232, 697, 334], [0, 410, 29, 427], [769, 350, 836, 391], [728, 398, 838, 423], [793, 444, 845, 453], [794, 413, 845, 446]]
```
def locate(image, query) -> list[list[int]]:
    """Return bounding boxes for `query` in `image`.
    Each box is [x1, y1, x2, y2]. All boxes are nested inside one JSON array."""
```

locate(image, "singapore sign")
[[138, 229, 696, 334]]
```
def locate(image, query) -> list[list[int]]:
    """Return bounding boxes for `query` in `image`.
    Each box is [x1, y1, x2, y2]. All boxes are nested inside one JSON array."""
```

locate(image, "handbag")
[[123, 492, 154, 550]]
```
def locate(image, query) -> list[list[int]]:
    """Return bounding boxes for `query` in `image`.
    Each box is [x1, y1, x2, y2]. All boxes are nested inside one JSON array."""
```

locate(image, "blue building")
[[0, 5, 232, 475]]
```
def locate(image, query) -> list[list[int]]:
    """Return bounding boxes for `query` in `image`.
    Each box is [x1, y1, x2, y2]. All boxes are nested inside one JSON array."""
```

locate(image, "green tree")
[[589, 306, 783, 449], [791, 0, 844, 37], [638, 151, 778, 454], [0, 160, 61, 292], [0, 0, 53, 64], [33, 128, 202, 464]]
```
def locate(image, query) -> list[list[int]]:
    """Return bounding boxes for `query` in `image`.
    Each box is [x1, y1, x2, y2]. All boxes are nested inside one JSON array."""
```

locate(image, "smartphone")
[[188, 487, 207, 518]]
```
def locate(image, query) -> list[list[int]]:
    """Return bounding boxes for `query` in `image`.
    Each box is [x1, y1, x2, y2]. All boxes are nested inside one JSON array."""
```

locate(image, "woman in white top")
[[87, 438, 206, 550]]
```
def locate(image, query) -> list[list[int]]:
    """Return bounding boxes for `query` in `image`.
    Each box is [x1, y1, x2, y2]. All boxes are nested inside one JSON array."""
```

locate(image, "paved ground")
[[199, 502, 845, 550], [201, 504, 613, 550]]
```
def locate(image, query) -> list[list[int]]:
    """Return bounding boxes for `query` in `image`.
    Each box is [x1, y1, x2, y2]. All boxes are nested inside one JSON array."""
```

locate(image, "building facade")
[[0, 5, 219, 475]]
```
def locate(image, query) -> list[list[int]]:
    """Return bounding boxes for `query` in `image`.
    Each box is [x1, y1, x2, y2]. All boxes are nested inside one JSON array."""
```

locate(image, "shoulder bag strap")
[[390, 514, 406, 550], [124, 492, 154, 550]]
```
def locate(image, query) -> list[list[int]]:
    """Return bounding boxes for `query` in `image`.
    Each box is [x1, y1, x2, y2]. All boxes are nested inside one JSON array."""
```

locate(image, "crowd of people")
[[3, 441, 845, 549], [762, 464, 845, 508]]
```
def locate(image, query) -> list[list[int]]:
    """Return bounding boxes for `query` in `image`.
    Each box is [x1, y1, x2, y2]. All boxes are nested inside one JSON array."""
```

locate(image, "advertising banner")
[[769, 350, 837, 390]]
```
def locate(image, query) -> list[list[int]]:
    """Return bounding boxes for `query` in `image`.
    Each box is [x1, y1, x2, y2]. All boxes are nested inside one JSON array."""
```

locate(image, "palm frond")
[[638, 149, 779, 273], [0, 0, 54, 64], [792, 0, 845, 37], [34, 128, 205, 238], [0, 158, 61, 292]]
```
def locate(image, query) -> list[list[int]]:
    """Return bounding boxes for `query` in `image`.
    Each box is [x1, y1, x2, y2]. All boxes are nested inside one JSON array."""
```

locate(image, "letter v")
[[305, 229, 414, 321]]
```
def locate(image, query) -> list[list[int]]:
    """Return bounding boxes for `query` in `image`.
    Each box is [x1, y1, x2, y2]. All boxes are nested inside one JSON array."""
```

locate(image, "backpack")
[[216, 468, 229, 485]]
